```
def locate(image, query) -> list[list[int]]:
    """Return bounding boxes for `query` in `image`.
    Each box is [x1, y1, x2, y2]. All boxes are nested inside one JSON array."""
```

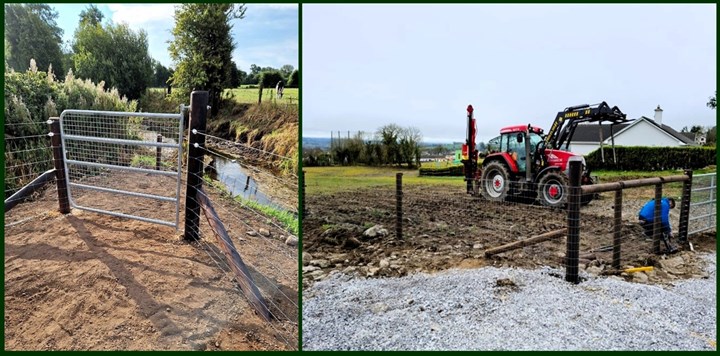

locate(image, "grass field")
[[304, 166, 466, 195], [145, 87, 299, 105], [224, 87, 298, 105], [304, 165, 716, 196]]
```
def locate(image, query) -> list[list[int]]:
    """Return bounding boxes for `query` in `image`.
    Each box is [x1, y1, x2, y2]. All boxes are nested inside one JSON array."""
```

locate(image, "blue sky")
[[302, 4, 717, 143], [53, 3, 298, 72]]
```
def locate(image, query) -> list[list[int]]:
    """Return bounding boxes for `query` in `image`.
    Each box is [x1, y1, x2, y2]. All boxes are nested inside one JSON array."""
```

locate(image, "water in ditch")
[[206, 153, 286, 212]]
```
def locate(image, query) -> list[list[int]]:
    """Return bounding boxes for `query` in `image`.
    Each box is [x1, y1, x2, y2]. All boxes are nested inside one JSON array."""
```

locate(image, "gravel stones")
[[303, 253, 716, 351]]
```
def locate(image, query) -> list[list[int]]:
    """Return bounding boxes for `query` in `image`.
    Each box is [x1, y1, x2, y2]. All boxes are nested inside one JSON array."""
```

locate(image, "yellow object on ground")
[[624, 266, 654, 273]]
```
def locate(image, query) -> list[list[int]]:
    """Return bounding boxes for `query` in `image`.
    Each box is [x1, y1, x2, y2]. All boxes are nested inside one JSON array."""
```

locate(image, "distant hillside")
[[302, 137, 459, 151], [303, 137, 331, 150]]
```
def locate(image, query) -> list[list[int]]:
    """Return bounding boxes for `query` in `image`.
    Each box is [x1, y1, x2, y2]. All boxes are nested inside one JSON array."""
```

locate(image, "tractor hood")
[[545, 149, 585, 172]]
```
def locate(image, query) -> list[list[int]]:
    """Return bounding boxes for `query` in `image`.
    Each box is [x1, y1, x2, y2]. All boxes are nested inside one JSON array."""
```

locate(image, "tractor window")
[[528, 132, 543, 152]]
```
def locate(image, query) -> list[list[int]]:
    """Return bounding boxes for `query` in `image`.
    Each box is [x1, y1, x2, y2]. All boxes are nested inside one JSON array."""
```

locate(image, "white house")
[[567, 105, 696, 155]]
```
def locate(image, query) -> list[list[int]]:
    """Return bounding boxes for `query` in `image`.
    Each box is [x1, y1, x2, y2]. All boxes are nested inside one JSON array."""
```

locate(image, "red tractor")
[[461, 102, 630, 207]]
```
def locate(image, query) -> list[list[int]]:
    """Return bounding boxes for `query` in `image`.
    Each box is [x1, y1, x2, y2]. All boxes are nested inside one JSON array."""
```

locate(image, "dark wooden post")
[[652, 183, 663, 254], [301, 170, 306, 221], [184, 91, 209, 242], [396, 173, 403, 239], [258, 84, 263, 104], [156, 134, 162, 170], [612, 188, 623, 270], [49, 118, 70, 214], [566, 160, 582, 284], [678, 170, 693, 243], [244, 176, 251, 191]]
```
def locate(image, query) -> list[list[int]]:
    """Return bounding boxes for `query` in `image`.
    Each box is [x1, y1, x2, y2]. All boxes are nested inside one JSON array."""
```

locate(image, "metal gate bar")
[[59, 107, 185, 228], [689, 173, 716, 236]]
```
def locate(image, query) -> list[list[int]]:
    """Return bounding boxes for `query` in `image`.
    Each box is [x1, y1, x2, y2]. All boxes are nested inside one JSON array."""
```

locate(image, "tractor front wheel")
[[537, 171, 569, 208], [481, 161, 510, 202]]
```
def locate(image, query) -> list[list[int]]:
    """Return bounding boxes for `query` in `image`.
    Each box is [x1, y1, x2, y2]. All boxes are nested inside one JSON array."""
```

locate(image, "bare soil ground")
[[303, 185, 716, 289], [4, 173, 298, 350]]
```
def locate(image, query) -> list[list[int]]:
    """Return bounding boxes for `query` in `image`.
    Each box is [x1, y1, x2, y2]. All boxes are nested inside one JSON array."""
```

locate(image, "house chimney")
[[654, 105, 663, 125]]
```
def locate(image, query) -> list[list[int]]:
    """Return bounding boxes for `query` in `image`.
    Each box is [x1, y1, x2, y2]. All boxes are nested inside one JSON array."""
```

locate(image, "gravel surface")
[[303, 253, 716, 351]]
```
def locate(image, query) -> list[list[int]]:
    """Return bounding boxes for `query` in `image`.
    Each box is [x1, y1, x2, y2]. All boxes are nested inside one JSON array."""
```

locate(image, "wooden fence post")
[[652, 183, 663, 254], [612, 188, 623, 270], [566, 160, 582, 284], [301, 170, 306, 221], [49, 117, 70, 214], [678, 170, 693, 243], [396, 173, 403, 239], [184, 91, 209, 241], [156, 134, 162, 170]]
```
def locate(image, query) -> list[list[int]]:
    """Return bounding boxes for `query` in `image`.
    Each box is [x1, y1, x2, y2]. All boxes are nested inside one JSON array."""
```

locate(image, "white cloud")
[[107, 4, 177, 27]]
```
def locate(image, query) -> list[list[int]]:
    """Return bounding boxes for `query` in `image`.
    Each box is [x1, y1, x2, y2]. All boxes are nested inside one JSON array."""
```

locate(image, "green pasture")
[[145, 87, 299, 105], [304, 165, 716, 197], [304, 166, 466, 195], [224, 87, 298, 105]]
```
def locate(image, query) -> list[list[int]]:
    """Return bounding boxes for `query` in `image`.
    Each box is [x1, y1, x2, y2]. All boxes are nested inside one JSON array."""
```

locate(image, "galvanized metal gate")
[[689, 173, 716, 236], [59, 107, 186, 228]]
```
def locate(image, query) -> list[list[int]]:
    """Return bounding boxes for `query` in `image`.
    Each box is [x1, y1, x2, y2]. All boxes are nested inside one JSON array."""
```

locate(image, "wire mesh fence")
[[60, 110, 184, 227], [303, 166, 705, 287], [184, 153, 298, 349], [4, 99, 299, 349], [689, 173, 716, 236], [4, 121, 64, 225]]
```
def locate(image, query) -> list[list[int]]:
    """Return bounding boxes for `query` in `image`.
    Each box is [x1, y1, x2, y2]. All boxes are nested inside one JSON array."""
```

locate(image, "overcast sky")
[[302, 4, 717, 143], [53, 3, 298, 72]]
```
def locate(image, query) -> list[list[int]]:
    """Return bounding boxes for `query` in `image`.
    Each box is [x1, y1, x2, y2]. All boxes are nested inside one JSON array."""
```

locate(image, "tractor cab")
[[489, 125, 544, 174]]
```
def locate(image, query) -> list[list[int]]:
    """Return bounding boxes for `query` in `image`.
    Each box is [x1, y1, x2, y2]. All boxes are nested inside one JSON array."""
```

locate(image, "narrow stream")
[[206, 153, 286, 212]]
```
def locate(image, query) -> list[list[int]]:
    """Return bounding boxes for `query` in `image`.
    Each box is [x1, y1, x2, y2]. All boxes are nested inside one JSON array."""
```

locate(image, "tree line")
[[303, 124, 423, 168], [5, 3, 299, 111]]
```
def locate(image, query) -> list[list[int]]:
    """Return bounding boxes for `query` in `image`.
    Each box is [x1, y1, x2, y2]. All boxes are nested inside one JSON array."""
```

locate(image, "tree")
[[708, 91, 716, 109], [690, 125, 705, 135], [259, 70, 285, 88], [705, 126, 716, 146], [287, 69, 299, 88], [152, 60, 172, 88], [72, 13, 153, 100], [4, 4, 65, 77], [224, 61, 240, 88], [79, 4, 103, 26], [279, 64, 294, 78], [168, 3, 246, 114]]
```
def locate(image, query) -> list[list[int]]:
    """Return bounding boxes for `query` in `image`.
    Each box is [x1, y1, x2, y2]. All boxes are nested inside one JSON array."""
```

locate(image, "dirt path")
[[303, 185, 715, 288], [4, 174, 297, 350]]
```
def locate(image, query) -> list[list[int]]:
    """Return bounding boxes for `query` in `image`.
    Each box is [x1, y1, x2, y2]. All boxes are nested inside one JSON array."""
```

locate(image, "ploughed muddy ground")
[[303, 184, 716, 289], [4, 172, 298, 351]]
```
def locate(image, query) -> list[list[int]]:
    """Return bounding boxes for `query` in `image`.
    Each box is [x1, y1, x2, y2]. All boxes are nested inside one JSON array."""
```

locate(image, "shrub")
[[585, 146, 716, 171], [4, 65, 137, 196], [419, 164, 464, 176]]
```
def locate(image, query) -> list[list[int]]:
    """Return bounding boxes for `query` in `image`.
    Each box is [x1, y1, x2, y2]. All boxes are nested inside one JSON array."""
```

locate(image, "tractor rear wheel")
[[537, 171, 569, 208], [481, 161, 510, 202]]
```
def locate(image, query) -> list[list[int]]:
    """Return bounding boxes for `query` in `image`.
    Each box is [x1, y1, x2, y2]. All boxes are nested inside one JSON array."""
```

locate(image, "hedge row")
[[585, 146, 716, 171], [418, 164, 464, 176]]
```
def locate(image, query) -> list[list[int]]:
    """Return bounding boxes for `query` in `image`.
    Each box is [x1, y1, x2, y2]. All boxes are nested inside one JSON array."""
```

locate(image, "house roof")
[[680, 132, 696, 141], [570, 116, 696, 145]]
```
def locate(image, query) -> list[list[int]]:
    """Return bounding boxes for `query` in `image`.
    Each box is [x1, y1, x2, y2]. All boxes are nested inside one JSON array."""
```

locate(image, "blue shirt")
[[638, 198, 671, 228]]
